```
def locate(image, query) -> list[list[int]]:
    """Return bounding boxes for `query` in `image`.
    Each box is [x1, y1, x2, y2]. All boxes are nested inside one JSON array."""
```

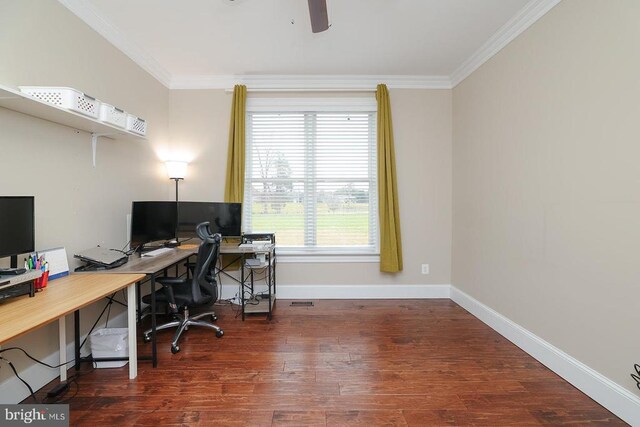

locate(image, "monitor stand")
[[140, 244, 165, 254], [165, 240, 180, 248], [0, 256, 24, 275]]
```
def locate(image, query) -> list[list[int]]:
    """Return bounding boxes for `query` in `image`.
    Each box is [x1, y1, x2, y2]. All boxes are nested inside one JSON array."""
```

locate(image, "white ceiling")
[[59, 0, 561, 88]]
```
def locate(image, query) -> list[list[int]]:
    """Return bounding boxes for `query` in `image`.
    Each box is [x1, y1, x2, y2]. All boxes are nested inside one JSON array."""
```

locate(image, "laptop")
[[74, 247, 128, 267]]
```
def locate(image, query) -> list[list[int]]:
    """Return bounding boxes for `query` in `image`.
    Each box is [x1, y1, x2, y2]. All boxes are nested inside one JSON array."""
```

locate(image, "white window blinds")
[[244, 98, 378, 254]]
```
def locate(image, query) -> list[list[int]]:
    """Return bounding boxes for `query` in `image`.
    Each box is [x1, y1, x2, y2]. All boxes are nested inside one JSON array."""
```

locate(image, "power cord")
[[0, 347, 78, 404], [105, 298, 112, 327], [1, 357, 37, 403], [0, 347, 75, 369], [44, 365, 96, 404], [632, 364, 640, 391]]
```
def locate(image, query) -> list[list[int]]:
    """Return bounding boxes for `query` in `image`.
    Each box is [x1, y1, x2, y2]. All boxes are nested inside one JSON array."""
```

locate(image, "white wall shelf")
[[0, 84, 146, 166]]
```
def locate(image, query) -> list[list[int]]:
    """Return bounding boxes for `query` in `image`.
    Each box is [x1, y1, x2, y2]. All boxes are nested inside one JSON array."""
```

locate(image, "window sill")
[[276, 253, 380, 264]]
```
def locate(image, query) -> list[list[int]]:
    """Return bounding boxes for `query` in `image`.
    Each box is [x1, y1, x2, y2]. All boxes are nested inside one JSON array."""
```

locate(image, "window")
[[244, 98, 378, 255]]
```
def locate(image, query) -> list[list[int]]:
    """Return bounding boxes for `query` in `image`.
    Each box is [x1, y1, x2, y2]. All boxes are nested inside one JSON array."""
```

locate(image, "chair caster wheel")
[[143, 334, 151, 343], [171, 345, 180, 354], [212, 315, 218, 321], [216, 330, 224, 338]]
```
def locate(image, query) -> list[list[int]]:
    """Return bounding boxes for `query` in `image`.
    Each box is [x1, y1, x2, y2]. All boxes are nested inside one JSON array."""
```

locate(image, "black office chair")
[[142, 222, 224, 354]]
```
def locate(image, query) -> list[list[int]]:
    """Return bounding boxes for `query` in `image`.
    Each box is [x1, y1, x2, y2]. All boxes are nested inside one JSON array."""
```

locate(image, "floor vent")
[[290, 301, 314, 307]]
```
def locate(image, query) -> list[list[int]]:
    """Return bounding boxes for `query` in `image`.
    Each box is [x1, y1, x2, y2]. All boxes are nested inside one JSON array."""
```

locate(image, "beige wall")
[[170, 89, 452, 286], [452, 0, 640, 395], [0, 0, 171, 401]]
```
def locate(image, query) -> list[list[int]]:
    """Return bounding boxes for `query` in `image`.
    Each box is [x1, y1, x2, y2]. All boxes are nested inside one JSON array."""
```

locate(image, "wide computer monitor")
[[130, 201, 177, 250], [0, 196, 35, 264], [177, 202, 242, 239]]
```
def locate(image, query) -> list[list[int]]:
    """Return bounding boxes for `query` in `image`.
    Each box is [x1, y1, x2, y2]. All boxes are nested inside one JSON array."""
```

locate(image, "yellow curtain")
[[376, 84, 403, 272], [223, 85, 247, 270], [224, 85, 247, 203]]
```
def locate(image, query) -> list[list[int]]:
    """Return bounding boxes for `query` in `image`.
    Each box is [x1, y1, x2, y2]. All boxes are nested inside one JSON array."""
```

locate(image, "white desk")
[[0, 273, 144, 380]]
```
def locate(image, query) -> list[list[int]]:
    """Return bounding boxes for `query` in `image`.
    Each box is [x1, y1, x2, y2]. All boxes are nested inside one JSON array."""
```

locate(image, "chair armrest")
[[156, 277, 187, 286], [156, 277, 187, 313]]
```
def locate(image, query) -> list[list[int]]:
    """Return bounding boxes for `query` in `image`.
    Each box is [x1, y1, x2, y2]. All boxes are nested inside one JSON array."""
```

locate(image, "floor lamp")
[[165, 161, 188, 202], [165, 161, 188, 246]]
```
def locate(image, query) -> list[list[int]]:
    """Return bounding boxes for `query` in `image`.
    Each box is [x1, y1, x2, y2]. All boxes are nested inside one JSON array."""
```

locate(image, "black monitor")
[[0, 196, 35, 266], [130, 201, 177, 250], [177, 202, 242, 238]]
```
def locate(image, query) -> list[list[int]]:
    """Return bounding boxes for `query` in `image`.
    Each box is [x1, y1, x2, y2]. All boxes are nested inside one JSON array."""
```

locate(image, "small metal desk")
[[219, 244, 276, 320]]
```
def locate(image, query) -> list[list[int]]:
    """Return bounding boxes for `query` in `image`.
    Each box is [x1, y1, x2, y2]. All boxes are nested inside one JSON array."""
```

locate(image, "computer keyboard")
[[141, 247, 173, 257]]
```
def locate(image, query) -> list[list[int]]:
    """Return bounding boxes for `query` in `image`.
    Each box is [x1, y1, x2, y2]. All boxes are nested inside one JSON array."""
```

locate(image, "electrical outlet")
[[421, 264, 430, 275]]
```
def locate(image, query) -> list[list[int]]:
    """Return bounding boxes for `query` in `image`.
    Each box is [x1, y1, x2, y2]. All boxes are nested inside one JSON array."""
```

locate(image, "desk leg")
[[127, 283, 138, 379], [241, 254, 245, 321], [74, 310, 80, 371], [58, 317, 67, 382], [151, 273, 157, 368], [136, 281, 142, 323]]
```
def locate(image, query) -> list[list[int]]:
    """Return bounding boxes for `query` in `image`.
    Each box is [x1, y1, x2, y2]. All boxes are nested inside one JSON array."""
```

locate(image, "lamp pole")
[[171, 177, 183, 203], [170, 177, 183, 246], [165, 161, 188, 246]]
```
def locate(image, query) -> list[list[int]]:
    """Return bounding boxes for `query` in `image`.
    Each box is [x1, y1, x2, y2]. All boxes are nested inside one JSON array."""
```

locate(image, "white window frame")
[[244, 97, 379, 262]]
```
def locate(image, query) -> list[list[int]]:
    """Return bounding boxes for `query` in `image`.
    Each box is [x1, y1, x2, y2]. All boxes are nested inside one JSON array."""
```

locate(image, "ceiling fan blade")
[[307, 0, 329, 33]]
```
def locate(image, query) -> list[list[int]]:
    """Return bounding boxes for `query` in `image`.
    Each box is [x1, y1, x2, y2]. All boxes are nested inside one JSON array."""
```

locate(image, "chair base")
[[143, 307, 223, 353]]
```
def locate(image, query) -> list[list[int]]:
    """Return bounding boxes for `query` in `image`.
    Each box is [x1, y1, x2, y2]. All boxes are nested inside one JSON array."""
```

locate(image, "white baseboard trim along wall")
[[2, 283, 637, 424], [219, 283, 452, 300], [449, 286, 640, 426], [274, 284, 452, 299]]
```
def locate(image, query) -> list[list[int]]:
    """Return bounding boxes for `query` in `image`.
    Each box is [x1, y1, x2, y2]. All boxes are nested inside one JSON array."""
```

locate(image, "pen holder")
[[34, 271, 49, 291]]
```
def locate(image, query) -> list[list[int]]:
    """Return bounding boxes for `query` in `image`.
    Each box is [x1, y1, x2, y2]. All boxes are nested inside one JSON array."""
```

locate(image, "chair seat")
[[142, 278, 214, 308]]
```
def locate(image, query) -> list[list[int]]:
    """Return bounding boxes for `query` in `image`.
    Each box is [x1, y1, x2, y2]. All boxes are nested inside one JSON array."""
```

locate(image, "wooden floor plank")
[[28, 299, 624, 426], [272, 410, 326, 426], [326, 410, 407, 426]]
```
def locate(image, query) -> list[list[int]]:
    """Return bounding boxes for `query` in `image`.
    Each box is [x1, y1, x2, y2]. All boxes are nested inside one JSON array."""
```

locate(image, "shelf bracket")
[[90, 133, 111, 167]]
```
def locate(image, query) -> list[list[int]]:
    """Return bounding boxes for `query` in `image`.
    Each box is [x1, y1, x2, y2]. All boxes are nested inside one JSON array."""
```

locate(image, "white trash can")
[[89, 328, 128, 368]]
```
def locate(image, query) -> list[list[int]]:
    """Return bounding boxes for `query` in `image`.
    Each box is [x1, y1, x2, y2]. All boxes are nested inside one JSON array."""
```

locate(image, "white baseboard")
[[450, 286, 640, 426], [219, 283, 451, 300], [0, 310, 127, 404], [278, 284, 451, 299]]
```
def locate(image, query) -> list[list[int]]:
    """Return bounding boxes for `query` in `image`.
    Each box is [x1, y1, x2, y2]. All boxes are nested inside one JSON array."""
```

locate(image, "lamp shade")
[[165, 161, 188, 180]]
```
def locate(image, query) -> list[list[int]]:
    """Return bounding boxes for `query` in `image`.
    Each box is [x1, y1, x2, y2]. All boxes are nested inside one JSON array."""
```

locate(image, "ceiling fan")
[[307, 0, 329, 33]]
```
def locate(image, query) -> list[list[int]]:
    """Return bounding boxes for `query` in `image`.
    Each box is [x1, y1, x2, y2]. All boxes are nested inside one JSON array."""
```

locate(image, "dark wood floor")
[[35, 299, 624, 426]]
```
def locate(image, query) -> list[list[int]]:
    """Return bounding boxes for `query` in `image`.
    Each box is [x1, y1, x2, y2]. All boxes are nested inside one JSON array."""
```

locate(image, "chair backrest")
[[190, 222, 221, 305]]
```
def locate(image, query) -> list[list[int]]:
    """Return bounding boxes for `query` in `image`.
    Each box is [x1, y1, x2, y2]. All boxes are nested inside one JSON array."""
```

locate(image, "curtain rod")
[[224, 88, 377, 93]]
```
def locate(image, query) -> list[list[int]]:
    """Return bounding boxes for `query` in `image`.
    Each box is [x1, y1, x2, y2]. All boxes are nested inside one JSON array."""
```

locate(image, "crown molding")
[[450, 0, 562, 87], [57, 0, 172, 88], [59, 0, 560, 91], [169, 74, 452, 90]]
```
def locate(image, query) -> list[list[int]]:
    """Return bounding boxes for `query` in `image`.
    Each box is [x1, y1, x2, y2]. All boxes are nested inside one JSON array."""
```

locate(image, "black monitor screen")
[[0, 196, 35, 259], [130, 201, 177, 249], [177, 202, 242, 238]]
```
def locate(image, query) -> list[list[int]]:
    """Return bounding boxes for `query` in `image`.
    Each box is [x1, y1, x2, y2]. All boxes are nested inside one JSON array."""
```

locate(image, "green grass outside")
[[251, 202, 370, 246]]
